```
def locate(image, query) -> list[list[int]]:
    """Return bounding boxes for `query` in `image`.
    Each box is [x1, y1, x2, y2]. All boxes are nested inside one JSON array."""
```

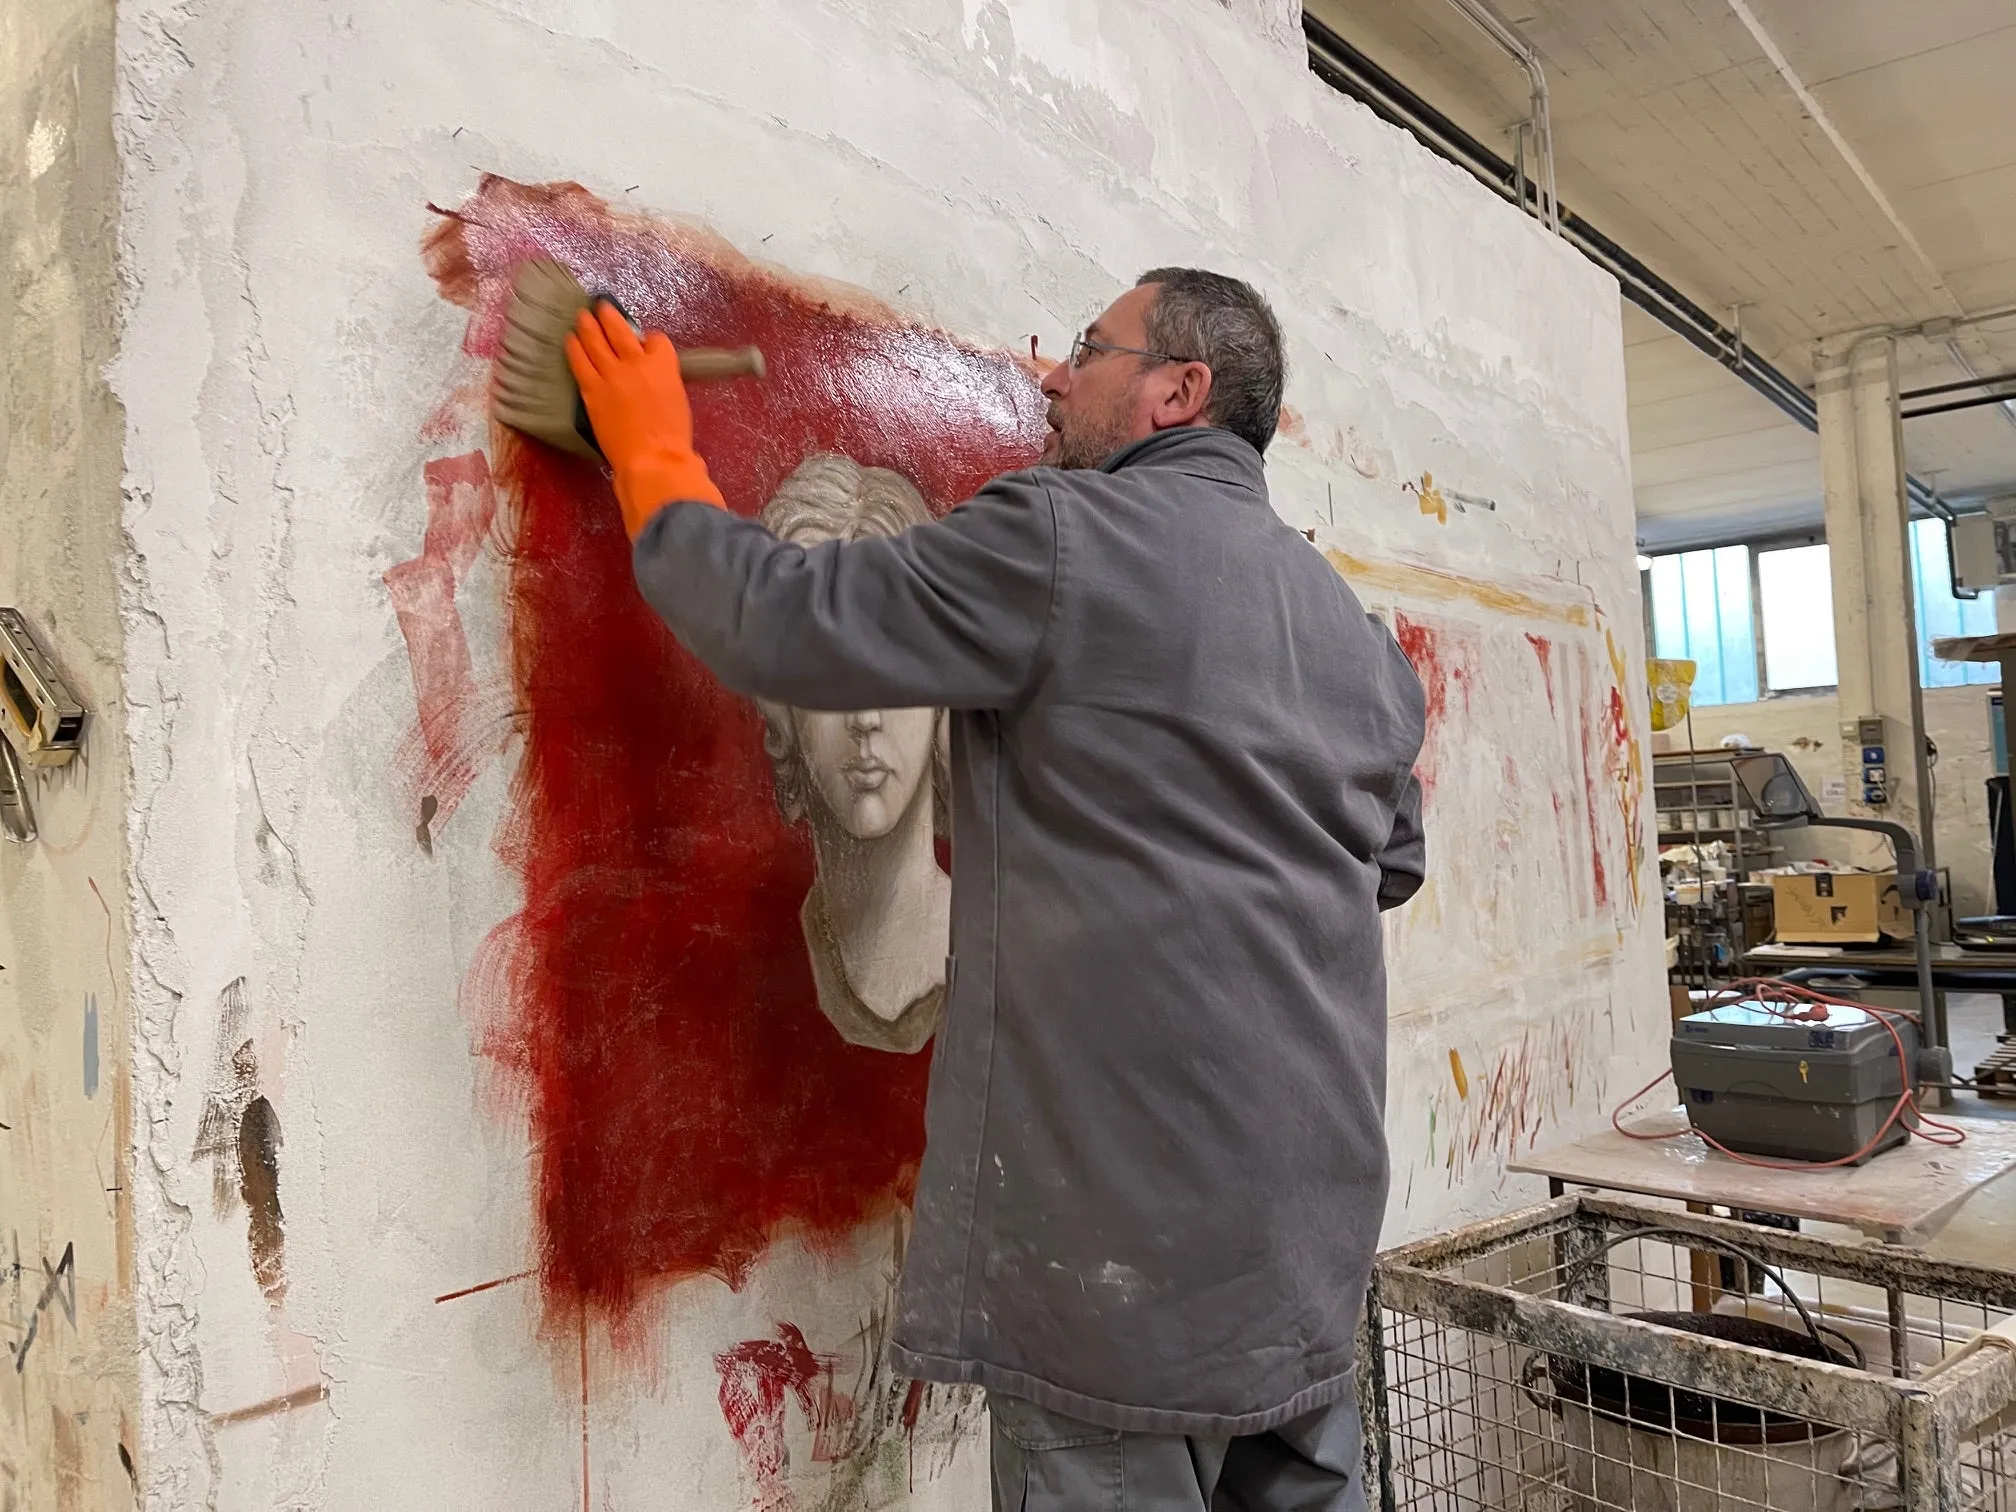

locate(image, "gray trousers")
[[988, 1393, 1368, 1512]]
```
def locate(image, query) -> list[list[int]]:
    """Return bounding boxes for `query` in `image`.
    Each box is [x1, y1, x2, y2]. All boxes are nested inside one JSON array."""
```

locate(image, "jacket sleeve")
[[1377, 772, 1426, 910], [629, 472, 1058, 712]]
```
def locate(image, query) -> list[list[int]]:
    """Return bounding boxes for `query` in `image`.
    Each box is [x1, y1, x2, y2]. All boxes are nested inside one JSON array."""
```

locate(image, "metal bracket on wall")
[[0, 737, 35, 843], [0, 608, 85, 769]]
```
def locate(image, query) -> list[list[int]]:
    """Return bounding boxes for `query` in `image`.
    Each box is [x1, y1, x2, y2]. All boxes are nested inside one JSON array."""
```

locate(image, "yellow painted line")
[[1325, 549, 1594, 628]]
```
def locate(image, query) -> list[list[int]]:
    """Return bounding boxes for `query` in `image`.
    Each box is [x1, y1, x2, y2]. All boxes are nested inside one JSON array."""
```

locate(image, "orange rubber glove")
[[565, 302, 727, 537]]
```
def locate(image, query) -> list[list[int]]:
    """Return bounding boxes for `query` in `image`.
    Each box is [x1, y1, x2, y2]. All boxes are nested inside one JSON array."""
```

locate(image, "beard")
[[1045, 400, 1138, 470]]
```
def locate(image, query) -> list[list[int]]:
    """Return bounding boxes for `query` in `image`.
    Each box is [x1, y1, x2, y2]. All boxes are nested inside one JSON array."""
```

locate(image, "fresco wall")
[[108, 0, 1666, 1505]]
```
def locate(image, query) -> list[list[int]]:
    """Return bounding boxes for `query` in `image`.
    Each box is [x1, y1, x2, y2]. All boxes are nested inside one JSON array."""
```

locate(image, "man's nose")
[[1040, 359, 1070, 399], [845, 708, 883, 734]]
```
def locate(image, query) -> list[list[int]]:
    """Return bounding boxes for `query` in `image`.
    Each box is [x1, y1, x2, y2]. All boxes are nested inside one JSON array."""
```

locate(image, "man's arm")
[[631, 477, 1058, 712], [560, 298, 1058, 711], [1377, 772, 1425, 911]]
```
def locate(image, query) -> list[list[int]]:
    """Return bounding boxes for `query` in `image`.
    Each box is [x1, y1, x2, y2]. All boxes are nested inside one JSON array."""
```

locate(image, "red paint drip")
[[579, 1312, 591, 1512], [385, 452, 506, 835], [1524, 632, 1556, 715], [425, 178, 1044, 1335], [902, 1379, 926, 1492], [1577, 649, 1611, 910]]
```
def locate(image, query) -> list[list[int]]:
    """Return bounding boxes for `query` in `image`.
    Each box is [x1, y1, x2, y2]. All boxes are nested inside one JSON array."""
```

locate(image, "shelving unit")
[[1653, 748, 1785, 873], [1655, 747, 1784, 984]]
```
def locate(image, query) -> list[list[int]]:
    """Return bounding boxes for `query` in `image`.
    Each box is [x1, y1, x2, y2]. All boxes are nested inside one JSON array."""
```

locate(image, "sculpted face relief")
[[793, 704, 936, 843], [758, 455, 952, 1052]]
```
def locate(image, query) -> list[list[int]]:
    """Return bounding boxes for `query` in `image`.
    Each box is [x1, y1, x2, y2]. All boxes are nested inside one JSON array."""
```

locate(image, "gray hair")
[[1135, 267, 1286, 454], [754, 455, 950, 834]]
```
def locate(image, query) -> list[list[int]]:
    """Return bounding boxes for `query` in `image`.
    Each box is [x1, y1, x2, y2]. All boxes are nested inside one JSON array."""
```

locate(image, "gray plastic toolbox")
[[1671, 999, 1920, 1164]]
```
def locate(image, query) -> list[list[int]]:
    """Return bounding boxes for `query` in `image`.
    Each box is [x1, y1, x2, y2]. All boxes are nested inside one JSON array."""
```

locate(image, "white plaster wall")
[[1, 0, 136, 1504], [110, 0, 1665, 1506]]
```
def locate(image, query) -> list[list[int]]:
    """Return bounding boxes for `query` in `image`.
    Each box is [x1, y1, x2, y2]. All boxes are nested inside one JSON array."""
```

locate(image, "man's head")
[[1038, 268, 1285, 469]]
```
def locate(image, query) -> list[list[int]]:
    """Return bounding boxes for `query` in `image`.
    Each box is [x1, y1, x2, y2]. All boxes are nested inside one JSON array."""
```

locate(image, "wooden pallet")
[[1977, 1038, 2016, 1099]]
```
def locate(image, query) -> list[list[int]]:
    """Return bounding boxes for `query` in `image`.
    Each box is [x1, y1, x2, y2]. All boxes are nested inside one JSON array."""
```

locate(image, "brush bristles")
[[492, 258, 769, 458], [492, 258, 602, 459]]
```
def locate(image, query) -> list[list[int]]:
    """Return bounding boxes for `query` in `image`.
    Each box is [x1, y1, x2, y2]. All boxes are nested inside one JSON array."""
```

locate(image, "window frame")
[[1750, 535, 1837, 698], [1641, 517, 1993, 711]]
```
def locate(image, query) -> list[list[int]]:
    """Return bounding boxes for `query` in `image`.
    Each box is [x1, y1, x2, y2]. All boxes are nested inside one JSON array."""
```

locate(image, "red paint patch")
[[426, 177, 1044, 1335], [716, 1323, 850, 1501], [385, 452, 506, 839], [1393, 610, 1479, 800], [1607, 685, 1631, 752]]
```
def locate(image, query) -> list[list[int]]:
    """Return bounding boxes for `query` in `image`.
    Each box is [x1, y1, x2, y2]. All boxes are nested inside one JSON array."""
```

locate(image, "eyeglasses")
[[1067, 332, 1193, 369]]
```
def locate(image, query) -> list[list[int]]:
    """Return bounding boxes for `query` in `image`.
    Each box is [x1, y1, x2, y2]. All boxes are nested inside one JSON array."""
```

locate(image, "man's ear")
[[1155, 361, 1214, 429]]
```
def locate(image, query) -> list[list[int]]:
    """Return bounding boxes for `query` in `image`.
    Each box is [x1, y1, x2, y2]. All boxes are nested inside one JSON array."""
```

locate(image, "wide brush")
[[491, 258, 765, 459]]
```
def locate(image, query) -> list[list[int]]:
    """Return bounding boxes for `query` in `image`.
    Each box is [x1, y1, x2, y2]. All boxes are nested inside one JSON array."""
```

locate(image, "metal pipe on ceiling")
[[1441, 0, 1559, 232], [1941, 343, 2016, 436], [1304, 15, 1811, 425], [1902, 387, 2016, 422], [1900, 369, 2016, 403], [1301, 14, 1955, 527]]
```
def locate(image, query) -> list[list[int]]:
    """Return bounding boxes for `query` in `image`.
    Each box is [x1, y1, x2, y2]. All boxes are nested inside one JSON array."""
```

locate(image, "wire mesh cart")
[[1360, 1193, 2016, 1511]]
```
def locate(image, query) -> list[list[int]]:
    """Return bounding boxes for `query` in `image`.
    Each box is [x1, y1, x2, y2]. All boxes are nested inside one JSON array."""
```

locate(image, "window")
[[1644, 522, 2000, 708], [1910, 517, 1997, 688], [1757, 544, 1837, 691], [1648, 545, 1758, 705]]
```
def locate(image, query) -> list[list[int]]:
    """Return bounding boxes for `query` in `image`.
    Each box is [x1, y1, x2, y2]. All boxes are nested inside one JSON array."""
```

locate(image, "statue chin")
[[799, 884, 946, 1056]]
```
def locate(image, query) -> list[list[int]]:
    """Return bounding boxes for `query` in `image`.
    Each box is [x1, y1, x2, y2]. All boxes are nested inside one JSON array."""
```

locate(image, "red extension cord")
[[1610, 976, 1968, 1169]]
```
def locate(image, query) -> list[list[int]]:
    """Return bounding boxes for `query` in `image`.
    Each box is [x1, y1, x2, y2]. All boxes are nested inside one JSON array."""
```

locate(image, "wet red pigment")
[[425, 178, 1044, 1326]]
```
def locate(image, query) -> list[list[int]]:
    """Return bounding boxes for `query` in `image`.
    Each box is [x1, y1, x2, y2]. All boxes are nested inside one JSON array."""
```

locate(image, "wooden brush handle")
[[679, 346, 766, 381]]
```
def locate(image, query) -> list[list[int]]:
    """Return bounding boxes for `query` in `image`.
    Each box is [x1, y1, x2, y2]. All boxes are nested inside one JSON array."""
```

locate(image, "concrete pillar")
[[1816, 334, 1935, 866]]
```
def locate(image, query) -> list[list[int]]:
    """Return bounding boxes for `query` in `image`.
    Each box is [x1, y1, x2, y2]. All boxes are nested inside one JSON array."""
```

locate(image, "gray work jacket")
[[633, 426, 1426, 1435]]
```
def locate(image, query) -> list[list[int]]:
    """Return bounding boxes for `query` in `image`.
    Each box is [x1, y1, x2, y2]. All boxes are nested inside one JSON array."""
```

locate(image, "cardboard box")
[[1769, 871, 1907, 944]]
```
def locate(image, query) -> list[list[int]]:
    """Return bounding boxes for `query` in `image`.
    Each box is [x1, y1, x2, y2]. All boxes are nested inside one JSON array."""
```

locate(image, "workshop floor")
[[1923, 992, 2015, 1267]]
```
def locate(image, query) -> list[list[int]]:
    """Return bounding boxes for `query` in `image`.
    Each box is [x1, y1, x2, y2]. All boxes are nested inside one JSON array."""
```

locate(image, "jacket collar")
[[1095, 426, 1267, 494]]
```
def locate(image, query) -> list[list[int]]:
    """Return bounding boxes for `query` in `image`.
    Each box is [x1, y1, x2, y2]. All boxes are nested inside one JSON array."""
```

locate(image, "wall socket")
[[1840, 714, 1889, 808]]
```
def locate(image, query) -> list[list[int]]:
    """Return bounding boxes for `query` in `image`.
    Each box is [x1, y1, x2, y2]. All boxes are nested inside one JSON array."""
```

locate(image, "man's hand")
[[565, 302, 727, 537]]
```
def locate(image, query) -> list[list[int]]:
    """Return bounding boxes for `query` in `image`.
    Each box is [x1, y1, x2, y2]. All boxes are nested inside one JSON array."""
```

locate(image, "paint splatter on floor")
[[424, 176, 1044, 1337]]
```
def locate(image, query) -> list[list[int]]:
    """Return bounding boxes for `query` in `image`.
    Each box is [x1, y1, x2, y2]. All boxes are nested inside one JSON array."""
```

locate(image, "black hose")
[[1583, 1226, 1868, 1370]]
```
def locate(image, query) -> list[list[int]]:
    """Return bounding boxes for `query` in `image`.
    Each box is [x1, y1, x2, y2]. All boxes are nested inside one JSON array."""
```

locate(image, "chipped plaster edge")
[[110, 0, 220, 1503]]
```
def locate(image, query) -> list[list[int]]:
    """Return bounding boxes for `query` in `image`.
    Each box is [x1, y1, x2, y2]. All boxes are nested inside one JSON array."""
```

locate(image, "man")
[[567, 268, 1427, 1511]]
